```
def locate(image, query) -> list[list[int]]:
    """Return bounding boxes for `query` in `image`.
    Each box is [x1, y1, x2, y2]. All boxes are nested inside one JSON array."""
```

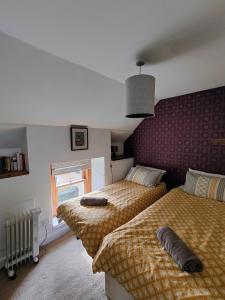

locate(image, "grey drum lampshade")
[[125, 74, 155, 118]]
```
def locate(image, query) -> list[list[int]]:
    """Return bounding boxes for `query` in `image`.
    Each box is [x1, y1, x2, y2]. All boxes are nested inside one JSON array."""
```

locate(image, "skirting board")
[[105, 273, 134, 300]]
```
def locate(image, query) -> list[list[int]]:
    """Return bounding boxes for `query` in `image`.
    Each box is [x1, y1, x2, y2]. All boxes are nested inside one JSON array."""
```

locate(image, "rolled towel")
[[156, 226, 203, 273], [80, 196, 108, 206]]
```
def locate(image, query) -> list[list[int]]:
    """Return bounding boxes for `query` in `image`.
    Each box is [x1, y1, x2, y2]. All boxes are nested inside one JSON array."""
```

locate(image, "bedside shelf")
[[0, 170, 29, 179], [111, 155, 133, 161]]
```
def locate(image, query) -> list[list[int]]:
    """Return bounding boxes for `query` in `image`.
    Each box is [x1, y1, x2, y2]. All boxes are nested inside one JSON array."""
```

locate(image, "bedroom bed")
[[57, 179, 167, 258], [93, 186, 225, 300]]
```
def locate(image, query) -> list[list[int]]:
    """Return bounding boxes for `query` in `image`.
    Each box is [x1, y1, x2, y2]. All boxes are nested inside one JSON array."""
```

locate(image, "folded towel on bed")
[[80, 196, 108, 206], [156, 226, 203, 273]]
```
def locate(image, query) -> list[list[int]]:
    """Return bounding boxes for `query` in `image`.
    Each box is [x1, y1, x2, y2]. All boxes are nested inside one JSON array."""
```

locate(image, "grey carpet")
[[0, 232, 107, 300]]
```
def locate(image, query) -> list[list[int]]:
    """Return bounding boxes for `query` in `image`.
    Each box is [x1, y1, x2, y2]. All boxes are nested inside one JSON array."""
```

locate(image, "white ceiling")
[[0, 0, 225, 133]]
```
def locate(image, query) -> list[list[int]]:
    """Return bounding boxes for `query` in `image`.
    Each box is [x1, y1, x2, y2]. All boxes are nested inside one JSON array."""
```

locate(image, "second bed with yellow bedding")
[[93, 187, 225, 300], [57, 180, 166, 257]]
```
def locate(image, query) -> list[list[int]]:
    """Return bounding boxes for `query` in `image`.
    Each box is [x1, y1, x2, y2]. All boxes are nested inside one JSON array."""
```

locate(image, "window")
[[56, 171, 84, 204], [51, 160, 92, 225]]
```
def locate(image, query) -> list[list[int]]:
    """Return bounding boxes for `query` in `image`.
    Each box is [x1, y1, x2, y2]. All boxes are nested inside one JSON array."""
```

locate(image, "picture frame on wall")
[[70, 126, 88, 151]]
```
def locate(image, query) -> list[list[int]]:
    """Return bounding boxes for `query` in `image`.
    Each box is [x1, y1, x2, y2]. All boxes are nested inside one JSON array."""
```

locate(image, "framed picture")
[[70, 126, 88, 151]]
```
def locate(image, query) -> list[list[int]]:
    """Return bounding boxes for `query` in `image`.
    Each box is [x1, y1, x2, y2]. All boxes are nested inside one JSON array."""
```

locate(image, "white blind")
[[51, 159, 91, 176]]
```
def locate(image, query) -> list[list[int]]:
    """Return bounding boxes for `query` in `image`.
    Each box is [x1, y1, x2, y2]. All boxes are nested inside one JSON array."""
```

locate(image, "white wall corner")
[[111, 157, 134, 183]]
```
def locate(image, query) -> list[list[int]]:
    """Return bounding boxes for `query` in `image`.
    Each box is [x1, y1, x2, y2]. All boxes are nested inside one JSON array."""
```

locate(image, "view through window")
[[56, 170, 85, 205]]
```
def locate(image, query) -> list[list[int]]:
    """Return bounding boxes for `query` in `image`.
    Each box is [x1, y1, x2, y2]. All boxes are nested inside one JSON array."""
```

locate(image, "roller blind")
[[51, 159, 91, 176]]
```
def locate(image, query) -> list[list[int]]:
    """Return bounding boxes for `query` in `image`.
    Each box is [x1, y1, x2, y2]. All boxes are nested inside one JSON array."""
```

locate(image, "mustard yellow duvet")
[[93, 187, 225, 300], [57, 180, 166, 258]]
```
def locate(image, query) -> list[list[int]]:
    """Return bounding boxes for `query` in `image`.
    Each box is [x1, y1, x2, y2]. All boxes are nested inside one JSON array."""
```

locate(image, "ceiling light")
[[125, 61, 155, 118]]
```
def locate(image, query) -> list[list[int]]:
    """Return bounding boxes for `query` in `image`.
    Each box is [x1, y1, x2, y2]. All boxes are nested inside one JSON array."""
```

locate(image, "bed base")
[[105, 273, 134, 300]]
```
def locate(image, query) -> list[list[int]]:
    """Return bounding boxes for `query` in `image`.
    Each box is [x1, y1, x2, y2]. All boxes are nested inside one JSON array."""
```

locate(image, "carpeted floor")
[[0, 232, 107, 300]]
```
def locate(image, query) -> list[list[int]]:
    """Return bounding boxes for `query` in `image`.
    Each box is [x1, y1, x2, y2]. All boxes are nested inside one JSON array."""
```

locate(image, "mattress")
[[57, 180, 166, 258], [93, 187, 225, 300]]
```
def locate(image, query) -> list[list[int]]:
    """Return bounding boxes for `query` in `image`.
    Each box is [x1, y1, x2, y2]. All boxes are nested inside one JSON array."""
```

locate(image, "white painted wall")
[[111, 158, 134, 183], [91, 157, 105, 191], [0, 123, 111, 266]]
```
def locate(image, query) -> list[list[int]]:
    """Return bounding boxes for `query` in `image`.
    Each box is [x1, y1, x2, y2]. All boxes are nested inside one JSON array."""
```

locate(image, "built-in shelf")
[[0, 126, 29, 179], [111, 130, 133, 162], [0, 170, 29, 179], [111, 155, 133, 161]]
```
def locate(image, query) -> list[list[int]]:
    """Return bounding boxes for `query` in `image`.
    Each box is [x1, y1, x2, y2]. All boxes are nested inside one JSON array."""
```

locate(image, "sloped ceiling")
[[0, 31, 140, 133], [0, 0, 225, 135]]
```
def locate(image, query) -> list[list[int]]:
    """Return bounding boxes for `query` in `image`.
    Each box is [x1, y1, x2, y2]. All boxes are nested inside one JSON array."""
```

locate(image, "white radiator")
[[4, 208, 41, 278]]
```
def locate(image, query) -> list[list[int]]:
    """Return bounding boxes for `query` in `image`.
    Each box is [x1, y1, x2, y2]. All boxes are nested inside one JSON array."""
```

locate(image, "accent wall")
[[125, 86, 225, 189]]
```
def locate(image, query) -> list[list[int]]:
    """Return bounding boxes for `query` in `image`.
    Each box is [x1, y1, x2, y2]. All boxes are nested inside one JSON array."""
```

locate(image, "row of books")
[[0, 153, 26, 173]]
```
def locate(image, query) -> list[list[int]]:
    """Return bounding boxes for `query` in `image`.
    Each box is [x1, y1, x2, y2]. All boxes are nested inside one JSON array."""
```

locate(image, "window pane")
[[55, 171, 85, 205], [56, 170, 82, 185], [57, 183, 85, 205]]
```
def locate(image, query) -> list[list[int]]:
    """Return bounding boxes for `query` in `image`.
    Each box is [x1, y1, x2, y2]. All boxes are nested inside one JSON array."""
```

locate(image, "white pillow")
[[125, 166, 160, 187], [136, 165, 166, 184], [189, 168, 225, 179], [126, 167, 136, 181]]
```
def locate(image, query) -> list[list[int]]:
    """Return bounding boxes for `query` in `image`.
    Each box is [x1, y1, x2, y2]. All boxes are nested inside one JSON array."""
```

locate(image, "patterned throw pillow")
[[125, 166, 161, 187], [183, 171, 225, 202], [189, 168, 225, 179], [137, 165, 166, 184]]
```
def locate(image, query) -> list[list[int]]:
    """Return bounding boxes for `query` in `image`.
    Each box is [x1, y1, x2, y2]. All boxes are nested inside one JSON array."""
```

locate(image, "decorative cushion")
[[183, 171, 225, 202], [126, 167, 136, 181], [189, 168, 225, 179], [137, 165, 166, 183], [125, 166, 161, 187]]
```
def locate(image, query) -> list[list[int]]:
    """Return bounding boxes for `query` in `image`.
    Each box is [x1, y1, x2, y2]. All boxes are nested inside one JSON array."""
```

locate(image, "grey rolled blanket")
[[80, 196, 108, 206], [156, 226, 203, 273]]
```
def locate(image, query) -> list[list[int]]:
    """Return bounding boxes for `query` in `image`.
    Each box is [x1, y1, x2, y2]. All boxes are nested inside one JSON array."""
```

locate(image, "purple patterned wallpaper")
[[125, 86, 225, 189]]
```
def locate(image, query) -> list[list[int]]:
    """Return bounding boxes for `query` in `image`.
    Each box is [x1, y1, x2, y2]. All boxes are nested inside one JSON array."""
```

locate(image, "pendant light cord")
[[136, 61, 144, 75]]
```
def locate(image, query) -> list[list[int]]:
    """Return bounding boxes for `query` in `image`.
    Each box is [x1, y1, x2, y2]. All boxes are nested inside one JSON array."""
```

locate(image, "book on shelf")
[[0, 153, 26, 174]]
